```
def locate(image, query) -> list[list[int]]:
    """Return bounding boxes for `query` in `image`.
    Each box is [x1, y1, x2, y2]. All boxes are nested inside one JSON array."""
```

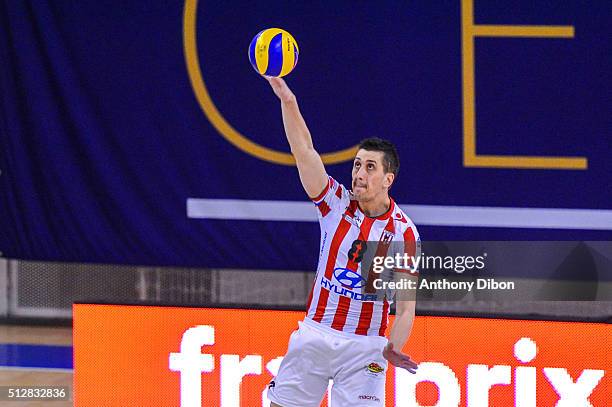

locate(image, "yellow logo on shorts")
[[366, 362, 384, 374]]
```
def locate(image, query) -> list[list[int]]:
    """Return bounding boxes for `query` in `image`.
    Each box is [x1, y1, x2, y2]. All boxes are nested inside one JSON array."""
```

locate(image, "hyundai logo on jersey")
[[333, 267, 367, 289]]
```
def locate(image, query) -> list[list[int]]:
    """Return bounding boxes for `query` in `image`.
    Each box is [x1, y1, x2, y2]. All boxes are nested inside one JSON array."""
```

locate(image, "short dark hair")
[[357, 137, 400, 176]]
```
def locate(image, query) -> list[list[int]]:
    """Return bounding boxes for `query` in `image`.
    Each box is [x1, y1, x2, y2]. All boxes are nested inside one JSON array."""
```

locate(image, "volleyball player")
[[265, 77, 419, 407]]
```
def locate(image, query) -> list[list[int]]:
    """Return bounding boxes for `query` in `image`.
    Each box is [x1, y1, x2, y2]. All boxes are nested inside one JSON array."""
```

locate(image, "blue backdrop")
[[1, 1, 610, 269]]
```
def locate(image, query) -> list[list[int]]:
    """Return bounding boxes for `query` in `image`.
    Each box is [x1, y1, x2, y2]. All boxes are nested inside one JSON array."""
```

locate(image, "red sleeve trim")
[[335, 184, 343, 198], [318, 201, 331, 217], [310, 177, 331, 204]]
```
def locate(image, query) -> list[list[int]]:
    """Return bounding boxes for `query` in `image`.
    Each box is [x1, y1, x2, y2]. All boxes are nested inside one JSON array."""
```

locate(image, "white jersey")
[[305, 176, 420, 337]]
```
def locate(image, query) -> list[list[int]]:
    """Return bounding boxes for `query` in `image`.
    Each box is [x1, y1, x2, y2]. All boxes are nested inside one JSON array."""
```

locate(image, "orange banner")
[[73, 304, 610, 406]]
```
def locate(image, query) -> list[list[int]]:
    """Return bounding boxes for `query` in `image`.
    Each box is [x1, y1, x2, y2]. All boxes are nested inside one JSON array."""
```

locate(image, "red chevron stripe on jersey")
[[331, 217, 375, 331]]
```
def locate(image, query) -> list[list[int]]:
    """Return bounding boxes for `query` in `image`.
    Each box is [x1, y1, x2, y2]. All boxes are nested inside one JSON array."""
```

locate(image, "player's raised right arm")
[[266, 77, 328, 199]]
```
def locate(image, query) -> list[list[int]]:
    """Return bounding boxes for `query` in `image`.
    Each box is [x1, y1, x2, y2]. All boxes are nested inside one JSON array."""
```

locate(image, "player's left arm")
[[383, 299, 418, 373]]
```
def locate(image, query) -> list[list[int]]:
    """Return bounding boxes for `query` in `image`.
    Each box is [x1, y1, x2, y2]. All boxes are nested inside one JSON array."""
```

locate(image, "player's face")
[[351, 149, 394, 201]]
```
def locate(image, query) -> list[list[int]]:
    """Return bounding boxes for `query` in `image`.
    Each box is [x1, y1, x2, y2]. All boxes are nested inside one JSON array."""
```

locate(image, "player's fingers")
[[405, 358, 418, 368], [399, 355, 418, 368], [265, 76, 281, 88], [400, 359, 416, 367], [402, 354, 416, 363], [401, 360, 418, 370], [267, 76, 284, 85]]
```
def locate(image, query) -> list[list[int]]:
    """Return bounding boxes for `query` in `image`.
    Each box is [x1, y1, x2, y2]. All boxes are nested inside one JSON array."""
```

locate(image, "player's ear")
[[384, 172, 394, 189]]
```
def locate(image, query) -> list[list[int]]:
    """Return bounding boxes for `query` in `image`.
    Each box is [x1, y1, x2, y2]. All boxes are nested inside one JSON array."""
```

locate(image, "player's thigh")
[[331, 337, 388, 406], [267, 324, 330, 407]]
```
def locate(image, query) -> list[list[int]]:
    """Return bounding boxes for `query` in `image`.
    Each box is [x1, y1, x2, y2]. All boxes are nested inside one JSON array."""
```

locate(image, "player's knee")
[[270, 402, 284, 407]]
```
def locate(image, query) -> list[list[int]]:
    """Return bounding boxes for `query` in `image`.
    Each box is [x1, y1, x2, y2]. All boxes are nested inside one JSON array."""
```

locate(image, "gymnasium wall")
[[1, 1, 610, 271]]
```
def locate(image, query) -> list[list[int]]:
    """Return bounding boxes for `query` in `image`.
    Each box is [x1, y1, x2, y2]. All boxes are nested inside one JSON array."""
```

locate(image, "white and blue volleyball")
[[248, 28, 299, 77]]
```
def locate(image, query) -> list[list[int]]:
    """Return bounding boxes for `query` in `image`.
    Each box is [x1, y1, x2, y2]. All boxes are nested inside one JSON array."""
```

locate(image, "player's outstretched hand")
[[266, 76, 296, 103], [383, 343, 418, 374]]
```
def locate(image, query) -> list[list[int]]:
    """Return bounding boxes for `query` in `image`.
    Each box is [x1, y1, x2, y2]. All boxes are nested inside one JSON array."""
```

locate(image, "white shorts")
[[267, 318, 388, 407]]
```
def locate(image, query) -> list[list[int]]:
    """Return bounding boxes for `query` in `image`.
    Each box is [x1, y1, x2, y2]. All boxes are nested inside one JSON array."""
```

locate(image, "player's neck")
[[358, 195, 391, 218]]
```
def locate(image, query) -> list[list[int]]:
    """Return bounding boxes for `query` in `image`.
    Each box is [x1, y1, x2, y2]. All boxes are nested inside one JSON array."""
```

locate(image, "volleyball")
[[248, 28, 299, 78]]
